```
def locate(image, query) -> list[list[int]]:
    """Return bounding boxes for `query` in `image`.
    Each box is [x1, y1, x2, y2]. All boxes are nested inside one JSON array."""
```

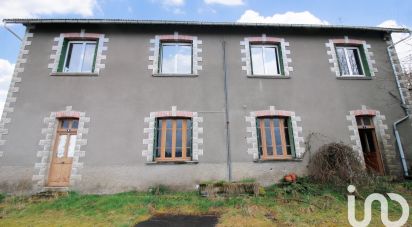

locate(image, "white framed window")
[[336, 46, 364, 76], [250, 45, 280, 75], [159, 42, 193, 74], [63, 41, 97, 73]]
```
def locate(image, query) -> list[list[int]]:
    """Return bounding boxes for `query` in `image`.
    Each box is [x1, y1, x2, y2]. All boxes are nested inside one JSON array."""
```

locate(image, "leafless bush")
[[308, 143, 368, 185]]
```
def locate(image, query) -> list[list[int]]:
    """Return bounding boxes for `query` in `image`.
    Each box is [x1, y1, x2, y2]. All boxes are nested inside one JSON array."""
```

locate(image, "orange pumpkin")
[[289, 173, 297, 182], [284, 175, 293, 182]]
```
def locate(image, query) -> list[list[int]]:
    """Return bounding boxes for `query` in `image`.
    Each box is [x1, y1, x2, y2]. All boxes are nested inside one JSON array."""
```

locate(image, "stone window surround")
[[240, 34, 293, 77], [148, 32, 203, 76], [0, 27, 34, 158], [245, 106, 304, 161], [143, 106, 203, 162], [346, 105, 391, 168], [326, 36, 377, 77], [48, 29, 109, 75], [32, 106, 90, 190]]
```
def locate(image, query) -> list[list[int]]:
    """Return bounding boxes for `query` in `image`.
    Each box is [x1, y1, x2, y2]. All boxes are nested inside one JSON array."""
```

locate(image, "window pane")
[[347, 49, 362, 75], [356, 117, 362, 126], [263, 47, 278, 75], [67, 135, 77, 157], [267, 146, 273, 155], [177, 119, 183, 129], [275, 127, 283, 155], [363, 117, 371, 126], [265, 127, 272, 146], [81, 43, 96, 72], [176, 148, 182, 158], [56, 135, 67, 158], [264, 118, 271, 128], [336, 48, 350, 75], [166, 129, 172, 148], [166, 119, 172, 129], [161, 44, 192, 74], [71, 120, 79, 129], [251, 46, 264, 75], [61, 119, 70, 129], [284, 125, 291, 151], [176, 129, 182, 147], [165, 147, 172, 158], [176, 45, 192, 74], [65, 43, 83, 72]]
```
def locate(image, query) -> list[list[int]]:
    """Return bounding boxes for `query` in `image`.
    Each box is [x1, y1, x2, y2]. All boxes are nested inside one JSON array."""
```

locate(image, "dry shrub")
[[308, 142, 367, 185]]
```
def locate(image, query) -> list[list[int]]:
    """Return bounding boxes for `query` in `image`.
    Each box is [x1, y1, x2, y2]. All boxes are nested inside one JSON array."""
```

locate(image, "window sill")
[[146, 160, 199, 165], [152, 73, 198, 77], [51, 72, 99, 77], [247, 75, 290, 79], [254, 158, 302, 163], [337, 75, 372, 80]]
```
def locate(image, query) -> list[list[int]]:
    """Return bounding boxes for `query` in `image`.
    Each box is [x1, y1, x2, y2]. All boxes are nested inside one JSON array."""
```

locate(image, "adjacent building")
[[0, 19, 411, 194]]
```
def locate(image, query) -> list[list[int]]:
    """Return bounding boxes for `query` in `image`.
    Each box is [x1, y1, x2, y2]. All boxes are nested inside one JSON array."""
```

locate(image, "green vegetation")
[[0, 179, 411, 227]]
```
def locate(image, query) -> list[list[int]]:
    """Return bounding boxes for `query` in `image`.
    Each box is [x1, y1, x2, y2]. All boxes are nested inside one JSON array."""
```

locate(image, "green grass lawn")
[[0, 179, 411, 227]]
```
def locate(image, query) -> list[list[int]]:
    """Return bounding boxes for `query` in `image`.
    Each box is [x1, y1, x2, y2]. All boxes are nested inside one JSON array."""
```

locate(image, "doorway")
[[47, 118, 79, 187], [356, 116, 385, 175]]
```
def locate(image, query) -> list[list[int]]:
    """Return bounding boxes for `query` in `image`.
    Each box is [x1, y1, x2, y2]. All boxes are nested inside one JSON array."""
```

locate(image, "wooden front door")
[[48, 118, 79, 187], [357, 116, 385, 175]]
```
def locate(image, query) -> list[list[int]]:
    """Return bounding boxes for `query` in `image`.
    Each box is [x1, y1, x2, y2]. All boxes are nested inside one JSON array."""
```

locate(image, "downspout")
[[3, 21, 23, 41], [387, 31, 412, 177], [222, 40, 232, 181]]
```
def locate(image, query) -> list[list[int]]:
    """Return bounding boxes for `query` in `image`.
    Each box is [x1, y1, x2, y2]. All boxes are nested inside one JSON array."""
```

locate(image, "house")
[[0, 19, 411, 194]]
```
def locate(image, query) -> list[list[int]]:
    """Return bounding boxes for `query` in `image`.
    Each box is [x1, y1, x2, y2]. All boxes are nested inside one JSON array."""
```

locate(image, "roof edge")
[[3, 18, 411, 33]]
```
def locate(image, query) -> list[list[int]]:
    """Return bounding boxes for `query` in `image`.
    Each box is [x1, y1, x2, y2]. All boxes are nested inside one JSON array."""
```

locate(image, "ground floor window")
[[256, 117, 294, 160], [155, 118, 192, 161]]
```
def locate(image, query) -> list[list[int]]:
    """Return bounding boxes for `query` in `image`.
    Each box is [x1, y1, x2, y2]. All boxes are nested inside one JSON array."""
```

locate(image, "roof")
[[3, 18, 411, 33]]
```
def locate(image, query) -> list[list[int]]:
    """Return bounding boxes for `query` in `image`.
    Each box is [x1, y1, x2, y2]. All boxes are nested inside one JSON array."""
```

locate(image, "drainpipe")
[[3, 22, 23, 41], [387, 31, 412, 177], [222, 40, 232, 182]]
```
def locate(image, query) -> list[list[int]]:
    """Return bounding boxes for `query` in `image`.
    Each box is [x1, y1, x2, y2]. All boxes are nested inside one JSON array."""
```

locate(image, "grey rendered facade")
[[0, 19, 411, 194]]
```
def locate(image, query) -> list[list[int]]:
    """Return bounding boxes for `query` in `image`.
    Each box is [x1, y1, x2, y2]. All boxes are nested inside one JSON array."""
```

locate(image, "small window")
[[336, 46, 364, 76], [159, 42, 193, 74], [250, 45, 281, 75], [62, 41, 97, 73], [154, 118, 192, 161], [256, 117, 294, 160]]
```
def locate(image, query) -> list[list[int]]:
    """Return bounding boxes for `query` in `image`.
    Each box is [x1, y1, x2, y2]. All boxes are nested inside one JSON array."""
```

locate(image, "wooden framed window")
[[154, 118, 192, 161], [256, 117, 294, 160], [59, 40, 98, 73], [159, 42, 193, 74], [250, 44, 282, 76]]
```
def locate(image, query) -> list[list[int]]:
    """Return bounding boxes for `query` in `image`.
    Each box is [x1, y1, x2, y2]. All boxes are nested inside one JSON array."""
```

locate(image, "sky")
[[0, 0, 411, 115]]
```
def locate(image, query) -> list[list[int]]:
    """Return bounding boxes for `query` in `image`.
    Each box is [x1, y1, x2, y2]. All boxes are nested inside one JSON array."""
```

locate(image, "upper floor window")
[[256, 116, 294, 160], [155, 118, 192, 161], [149, 33, 203, 76], [250, 44, 280, 75], [63, 41, 97, 73], [326, 37, 376, 78], [336, 46, 364, 76], [49, 31, 108, 75], [240, 35, 293, 77], [160, 42, 192, 74]]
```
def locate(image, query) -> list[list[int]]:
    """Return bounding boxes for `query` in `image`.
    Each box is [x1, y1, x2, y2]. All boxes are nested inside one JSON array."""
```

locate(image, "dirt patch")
[[135, 215, 218, 227]]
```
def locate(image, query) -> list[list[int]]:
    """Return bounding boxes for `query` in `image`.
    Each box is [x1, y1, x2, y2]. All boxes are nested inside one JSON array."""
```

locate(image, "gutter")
[[387, 31, 412, 177], [222, 40, 232, 182], [2, 22, 23, 41]]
